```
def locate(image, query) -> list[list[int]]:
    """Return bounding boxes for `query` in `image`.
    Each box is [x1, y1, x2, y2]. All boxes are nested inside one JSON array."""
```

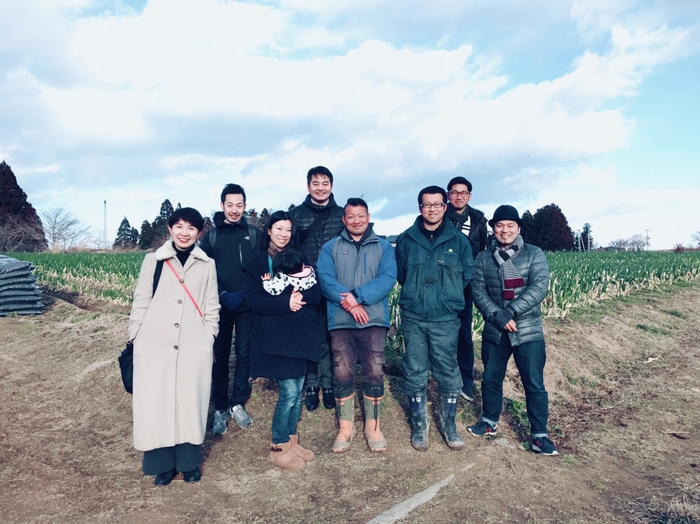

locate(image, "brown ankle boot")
[[270, 440, 306, 470], [289, 434, 314, 461]]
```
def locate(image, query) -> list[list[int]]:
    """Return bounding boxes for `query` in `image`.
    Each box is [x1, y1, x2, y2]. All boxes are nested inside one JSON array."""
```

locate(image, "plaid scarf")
[[493, 235, 525, 300]]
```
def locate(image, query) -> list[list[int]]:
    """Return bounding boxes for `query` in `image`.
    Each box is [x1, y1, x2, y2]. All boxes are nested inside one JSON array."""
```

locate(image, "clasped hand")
[[289, 289, 306, 312], [340, 292, 369, 324]]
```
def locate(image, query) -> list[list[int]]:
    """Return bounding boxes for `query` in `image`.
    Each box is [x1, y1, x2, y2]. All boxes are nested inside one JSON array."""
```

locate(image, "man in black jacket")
[[289, 166, 345, 411], [445, 176, 488, 402], [200, 183, 260, 435]]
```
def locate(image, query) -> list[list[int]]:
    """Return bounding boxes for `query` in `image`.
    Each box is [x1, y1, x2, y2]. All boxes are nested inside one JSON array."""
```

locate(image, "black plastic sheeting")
[[0, 255, 43, 316]]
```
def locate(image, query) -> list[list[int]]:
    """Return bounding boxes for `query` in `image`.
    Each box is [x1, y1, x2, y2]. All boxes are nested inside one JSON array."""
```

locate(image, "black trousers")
[[142, 443, 201, 475], [211, 308, 254, 411]]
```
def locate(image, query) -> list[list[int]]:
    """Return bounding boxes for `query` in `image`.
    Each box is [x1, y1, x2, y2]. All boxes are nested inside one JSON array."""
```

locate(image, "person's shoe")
[[270, 441, 306, 470], [468, 420, 497, 437], [532, 436, 559, 456], [438, 394, 465, 450], [230, 404, 253, 429], [289, 434, 315, 461], [363, 395, 387, 452], [459, 387, 474, 402], [304, 387, 320, 412], [154, 469, 176, 486], [322, 388, 336, 409], [409, 393, 430, 452], [182, 467, 202, 483], [212, 409, 230, 435], [332, 420, 356, 453]]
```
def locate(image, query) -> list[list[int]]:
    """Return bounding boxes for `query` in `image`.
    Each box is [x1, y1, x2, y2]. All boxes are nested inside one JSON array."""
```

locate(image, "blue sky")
[[1, 0, 699, 249]]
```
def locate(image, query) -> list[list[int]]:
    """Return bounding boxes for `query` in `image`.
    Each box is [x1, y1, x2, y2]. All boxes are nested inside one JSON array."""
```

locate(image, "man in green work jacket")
[[395, 185, 473, 452]]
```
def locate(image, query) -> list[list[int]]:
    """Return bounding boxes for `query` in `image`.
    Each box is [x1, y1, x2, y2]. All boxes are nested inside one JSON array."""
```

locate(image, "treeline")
[[520, 203, 594, 252]]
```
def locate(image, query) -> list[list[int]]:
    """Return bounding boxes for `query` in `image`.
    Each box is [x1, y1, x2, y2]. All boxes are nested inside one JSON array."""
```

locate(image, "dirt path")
[[1, 284, 699, 523]]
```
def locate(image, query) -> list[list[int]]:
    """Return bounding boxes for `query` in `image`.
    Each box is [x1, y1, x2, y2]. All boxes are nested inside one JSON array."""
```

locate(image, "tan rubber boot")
[[363, 395, 387, 452], [289, 434, 315, 461], [270, 440, 306, 470], [332, 394, 356, 453]]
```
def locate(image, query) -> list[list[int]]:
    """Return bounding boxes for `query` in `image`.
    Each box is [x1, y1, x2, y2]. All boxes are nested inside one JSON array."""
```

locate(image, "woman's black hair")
[[168, 207, 205, 231], [259, 210, 298, 251], [271, 248, 304, 276]]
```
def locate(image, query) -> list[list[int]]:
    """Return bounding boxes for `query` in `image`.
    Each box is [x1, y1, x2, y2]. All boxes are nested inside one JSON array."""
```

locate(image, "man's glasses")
[[420, 203, 446, 209], [449, 190, 470, 198]]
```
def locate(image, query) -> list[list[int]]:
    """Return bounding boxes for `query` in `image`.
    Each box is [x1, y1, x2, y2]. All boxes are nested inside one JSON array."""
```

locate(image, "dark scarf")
[[419, 219, 446, 245], [446, 204, 468, 227], [493, 235, 525, 299]]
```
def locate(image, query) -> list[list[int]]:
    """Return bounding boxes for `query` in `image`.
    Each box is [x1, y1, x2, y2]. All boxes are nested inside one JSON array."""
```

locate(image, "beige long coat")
[[128, 241, 220, 452]]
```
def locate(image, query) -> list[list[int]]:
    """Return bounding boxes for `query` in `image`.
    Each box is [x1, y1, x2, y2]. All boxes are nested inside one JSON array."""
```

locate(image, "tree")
[[520, 210, 536, 244], [40, 206, 93, 252], [608, 234, 647, 251], [581, 223, 593, 251], [528, 204, 574, 251], [0, 160, 47, 251], [151, 199, 174, 247], [692, 231, 700, 247], [113, 217, 139, 249], [138, 220, 155, 250]]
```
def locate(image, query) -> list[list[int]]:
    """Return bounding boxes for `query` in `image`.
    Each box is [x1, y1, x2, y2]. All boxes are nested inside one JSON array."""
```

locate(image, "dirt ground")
[[1, 283, 699, 523]]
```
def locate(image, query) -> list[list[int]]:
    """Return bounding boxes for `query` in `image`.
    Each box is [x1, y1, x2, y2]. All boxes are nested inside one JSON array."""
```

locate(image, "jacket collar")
[[213, 211, 250, 229], [155, 241, 210, 262], [405, 216, 458, 249], [302, 193, 338, 211], [340, 224, 378, 245]]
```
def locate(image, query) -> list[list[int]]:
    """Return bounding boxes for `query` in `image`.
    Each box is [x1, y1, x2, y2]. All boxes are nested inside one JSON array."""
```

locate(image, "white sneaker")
[[212, 409, 230, 435], [230, 404, 253, 429]]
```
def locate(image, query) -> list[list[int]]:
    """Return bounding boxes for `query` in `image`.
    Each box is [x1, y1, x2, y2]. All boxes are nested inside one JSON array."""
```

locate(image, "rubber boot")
[[363, 395, 387, 452], [289, 434, 314, 461], [409, 393, 429, 451], [270, 440, 306, 470], [332, 394, 356, 453], [439, 393, 465, 450]]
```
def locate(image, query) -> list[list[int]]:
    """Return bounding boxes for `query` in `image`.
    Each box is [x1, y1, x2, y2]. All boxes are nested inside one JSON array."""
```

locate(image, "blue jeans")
[[481, 335, 549, 436], [271, 377, 304, 444], [400, 317, 462, 396]]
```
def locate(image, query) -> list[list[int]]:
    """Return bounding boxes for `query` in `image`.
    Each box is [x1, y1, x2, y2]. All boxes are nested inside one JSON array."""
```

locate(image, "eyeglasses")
[[420, 203, 446, 209], [449, 190, 470, 198]]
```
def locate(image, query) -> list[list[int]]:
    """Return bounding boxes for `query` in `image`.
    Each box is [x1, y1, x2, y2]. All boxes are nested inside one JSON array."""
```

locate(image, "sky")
[[1, 0, 699, 250]]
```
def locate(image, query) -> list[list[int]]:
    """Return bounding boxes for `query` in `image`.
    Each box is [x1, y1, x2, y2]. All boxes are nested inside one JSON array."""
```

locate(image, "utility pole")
[[645, 229, 650, 250], [104, 200, 107, 250]]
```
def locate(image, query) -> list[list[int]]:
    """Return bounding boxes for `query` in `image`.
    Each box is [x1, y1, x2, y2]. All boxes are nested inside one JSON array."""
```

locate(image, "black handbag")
[[118, 341, 134, 394], [118, 260, 164, 394]]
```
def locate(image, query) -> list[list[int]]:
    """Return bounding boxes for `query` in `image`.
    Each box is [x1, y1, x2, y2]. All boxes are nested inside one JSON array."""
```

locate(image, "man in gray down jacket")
[[395, 186, 473, 451], [317, 198, 397, 453], [289, 166, 345, 412], [467, 205, 559, 455]]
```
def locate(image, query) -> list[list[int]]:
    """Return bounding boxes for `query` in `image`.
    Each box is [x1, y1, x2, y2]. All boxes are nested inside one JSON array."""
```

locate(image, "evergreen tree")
[[151, 199, 174, 245], [138, 220, 155, 250], [529, 204, 574, 251], [203, 216, 213, 234], [113, 217, 138, 249], [520, 210, 536, 244], [0, 161, 47, 251]]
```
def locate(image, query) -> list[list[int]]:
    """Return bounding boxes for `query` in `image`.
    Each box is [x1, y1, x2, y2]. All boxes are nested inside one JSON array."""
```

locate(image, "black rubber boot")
[[439, 393, 465, 450], [409, 393, 429, 451]]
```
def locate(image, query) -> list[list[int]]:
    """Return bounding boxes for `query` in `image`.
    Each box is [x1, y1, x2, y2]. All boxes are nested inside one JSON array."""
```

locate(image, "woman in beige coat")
[[128, 207, 220, 486]]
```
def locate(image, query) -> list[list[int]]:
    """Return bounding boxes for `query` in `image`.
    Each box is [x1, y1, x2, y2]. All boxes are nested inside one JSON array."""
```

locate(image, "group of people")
[[127, 166, 558, 486]]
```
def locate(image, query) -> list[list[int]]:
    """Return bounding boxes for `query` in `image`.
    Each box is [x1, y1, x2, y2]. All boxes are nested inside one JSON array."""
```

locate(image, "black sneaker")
[[532, 436, 559, 455], [322, 388, 336, 409], [459, 387, 474, 402], [467, 420, 497, 437], [305, 387, 320, 411]]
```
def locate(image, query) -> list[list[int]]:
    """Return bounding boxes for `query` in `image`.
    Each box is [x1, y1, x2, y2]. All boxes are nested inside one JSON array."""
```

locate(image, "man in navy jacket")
[[317, 198, 397, 453]]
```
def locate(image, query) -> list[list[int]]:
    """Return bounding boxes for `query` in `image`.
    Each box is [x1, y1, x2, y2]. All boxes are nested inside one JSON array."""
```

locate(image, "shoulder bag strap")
[[164, 259, 204, 318], [299, 207, 331, 247], [152, 259, 164, 295]]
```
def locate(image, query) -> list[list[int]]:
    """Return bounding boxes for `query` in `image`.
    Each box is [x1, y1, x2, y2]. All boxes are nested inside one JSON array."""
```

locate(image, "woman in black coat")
[[243, 211, 321, 470]]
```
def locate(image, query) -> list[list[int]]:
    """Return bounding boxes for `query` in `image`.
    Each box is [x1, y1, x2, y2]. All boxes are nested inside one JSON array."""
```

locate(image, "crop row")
[[7, 250, 700, 332]]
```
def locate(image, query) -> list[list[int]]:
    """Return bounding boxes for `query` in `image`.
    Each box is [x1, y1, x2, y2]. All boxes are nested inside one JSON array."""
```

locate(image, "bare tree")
[[40, 206, 93, 252], [627, 234, 647, 251], [693, 231, 700, 247], [0, 214, 47, 252]]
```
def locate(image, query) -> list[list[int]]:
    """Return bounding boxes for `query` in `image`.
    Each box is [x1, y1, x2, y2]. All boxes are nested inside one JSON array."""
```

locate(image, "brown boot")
[[332, 394, 356, 453], [289, 434, 314, 461], [270, 440, 306, 470], [364, 395, 387, 452]]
